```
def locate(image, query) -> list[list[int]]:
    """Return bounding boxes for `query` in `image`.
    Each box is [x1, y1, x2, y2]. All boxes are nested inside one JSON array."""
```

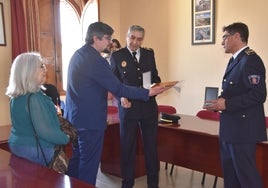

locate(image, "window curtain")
[[11, 0, 40, 60], [10, 0, 89, 60]]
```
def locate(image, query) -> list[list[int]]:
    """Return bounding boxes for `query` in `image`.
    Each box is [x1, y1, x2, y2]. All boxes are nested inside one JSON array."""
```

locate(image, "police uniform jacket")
[[110, 47, 161, 119], [220, 47, 267, 143]]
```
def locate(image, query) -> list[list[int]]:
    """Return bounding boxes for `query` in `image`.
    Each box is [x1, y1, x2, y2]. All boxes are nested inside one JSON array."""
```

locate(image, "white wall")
[[166, 0, 268, 115], [100, 0, 268, 116]]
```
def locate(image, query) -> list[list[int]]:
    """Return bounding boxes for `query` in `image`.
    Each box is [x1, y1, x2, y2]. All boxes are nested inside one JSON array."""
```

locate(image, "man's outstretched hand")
[[149, 85, 172, 96]]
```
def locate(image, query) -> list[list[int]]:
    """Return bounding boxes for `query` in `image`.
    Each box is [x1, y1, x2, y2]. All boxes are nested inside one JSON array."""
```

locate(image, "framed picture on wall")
[[192, 0, 215, 45], [0, 2, 6, 46]]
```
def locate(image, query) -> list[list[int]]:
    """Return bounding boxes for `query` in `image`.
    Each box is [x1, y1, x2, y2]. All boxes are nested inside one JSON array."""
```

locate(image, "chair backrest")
[[158, 105, 177, 114], [196, 110, 220, 121], [108, 106, 118, 114]]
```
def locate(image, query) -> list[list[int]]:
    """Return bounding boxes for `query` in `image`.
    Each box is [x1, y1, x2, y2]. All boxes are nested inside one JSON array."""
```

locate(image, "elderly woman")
[[6, 52, 69, 166]]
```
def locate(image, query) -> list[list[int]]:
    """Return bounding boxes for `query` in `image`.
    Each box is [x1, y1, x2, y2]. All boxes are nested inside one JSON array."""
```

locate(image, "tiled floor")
[[96, 162, 224, 188]]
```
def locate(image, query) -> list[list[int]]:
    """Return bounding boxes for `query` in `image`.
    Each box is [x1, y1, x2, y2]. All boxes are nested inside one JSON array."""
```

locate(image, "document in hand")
[[150, 81, 179, 88]]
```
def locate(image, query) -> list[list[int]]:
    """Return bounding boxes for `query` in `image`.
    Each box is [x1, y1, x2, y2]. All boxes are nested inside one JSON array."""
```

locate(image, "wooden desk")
[[101, 115, 146, 178], [0, 125, 11, 151], [101, 114, 268, 188], [0, 148, 95, 188], [157, 115, 222, 177]]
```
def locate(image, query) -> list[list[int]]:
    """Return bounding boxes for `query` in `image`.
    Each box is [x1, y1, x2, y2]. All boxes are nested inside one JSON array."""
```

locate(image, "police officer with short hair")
[[205, 22, 267, 188], [110, 25, 161, 188]]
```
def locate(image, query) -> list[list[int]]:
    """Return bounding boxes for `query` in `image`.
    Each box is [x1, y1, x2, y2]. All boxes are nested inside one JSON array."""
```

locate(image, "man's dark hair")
[[223, 22, 249, 43], [85, 22, 114, 44]]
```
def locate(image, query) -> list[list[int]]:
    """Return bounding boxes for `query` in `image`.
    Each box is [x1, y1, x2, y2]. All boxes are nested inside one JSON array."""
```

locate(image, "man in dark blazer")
[[110, 25, 161, 188], [65, 22, 167, 186], [205, 22, 267, 188]]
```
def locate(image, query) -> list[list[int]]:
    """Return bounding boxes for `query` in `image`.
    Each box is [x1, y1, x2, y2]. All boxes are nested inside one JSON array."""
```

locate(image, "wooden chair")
[[157, 105, 177, 175], [196, 109, 220, 188]]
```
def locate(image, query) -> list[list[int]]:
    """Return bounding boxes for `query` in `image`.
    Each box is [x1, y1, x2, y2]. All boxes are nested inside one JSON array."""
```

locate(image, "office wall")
[[1, 0, 268, 125], [100, 0, 268, 115], [169, 0, 268, 115], [0, 0, 11, 125]]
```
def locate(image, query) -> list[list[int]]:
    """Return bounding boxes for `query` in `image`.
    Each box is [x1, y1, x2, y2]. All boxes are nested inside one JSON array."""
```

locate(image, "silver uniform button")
[[242, 115, 246, 117]]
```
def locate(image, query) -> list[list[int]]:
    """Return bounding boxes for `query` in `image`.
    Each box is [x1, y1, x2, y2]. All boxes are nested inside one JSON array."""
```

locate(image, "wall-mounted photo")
[[0, 2, 6, 46], [192, 0, 215, 45]]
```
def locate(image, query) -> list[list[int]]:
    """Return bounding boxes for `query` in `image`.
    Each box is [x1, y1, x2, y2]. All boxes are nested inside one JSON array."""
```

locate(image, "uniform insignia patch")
[[245, 49, 256, 55], [121, 61, 127, 67], [248, 75, 260, 84]]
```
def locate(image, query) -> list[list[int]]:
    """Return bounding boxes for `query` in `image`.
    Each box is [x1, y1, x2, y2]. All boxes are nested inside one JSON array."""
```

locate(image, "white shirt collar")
[[233, 46, 248, 59], [127, 47, 140, 56]]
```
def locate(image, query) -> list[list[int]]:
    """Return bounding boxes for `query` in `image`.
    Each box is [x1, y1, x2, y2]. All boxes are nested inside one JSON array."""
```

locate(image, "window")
[[59, 0, 98, 90]]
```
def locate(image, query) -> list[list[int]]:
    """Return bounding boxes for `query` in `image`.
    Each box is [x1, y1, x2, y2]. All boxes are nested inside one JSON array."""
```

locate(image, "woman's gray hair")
[[6, 52, 45, 98]]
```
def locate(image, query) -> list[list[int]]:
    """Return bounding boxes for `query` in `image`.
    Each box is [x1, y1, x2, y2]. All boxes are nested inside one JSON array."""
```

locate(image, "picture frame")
[[192, 0, 215, 45], [0, 2, 6, 46]]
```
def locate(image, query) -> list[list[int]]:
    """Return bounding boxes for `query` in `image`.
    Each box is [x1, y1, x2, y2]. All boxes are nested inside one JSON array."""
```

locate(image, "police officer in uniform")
[[205, 22, 267, 188], [110, 25, 161, 188]]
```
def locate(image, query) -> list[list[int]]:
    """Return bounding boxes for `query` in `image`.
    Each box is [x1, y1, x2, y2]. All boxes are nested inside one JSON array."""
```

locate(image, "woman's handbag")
[[48, 145, 69, 173], [27, 94, 72, 174], [58, 115, 78, 146]]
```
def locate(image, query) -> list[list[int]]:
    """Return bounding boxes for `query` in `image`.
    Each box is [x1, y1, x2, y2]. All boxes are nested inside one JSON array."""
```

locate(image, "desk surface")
[[103, 113, 268, 187], [0, 125, 11, 144], [107, 113, 220, 135], [102, 114, 221, 177], [0, 149, 95, 188], [159, 114, 219, 135]]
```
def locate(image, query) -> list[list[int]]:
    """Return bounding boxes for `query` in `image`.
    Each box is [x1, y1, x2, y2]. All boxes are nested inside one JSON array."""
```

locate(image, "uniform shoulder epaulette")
[[143, 47, 154, 52], [245, 48, 256, 55]]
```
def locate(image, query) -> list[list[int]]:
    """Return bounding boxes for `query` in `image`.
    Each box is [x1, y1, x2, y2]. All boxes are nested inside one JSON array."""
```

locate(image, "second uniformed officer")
[[204, 22, 267, 188]]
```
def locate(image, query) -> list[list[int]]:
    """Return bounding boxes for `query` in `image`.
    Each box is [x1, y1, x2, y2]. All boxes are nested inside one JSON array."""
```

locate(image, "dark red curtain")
[[10, 0, 90, 61], [11, 0, 27, 60]]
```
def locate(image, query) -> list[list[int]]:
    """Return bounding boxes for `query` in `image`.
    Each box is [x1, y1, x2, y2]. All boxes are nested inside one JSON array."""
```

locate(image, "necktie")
[[228, 57, 234, 67], [225, 57, 234, 73], [132, 52, 138, 63]]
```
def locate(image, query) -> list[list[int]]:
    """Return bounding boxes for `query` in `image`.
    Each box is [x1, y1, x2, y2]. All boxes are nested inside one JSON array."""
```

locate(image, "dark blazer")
[[64, 44, 150, 131], [220, 47, 267, 143], [110, 47, 161, 119]]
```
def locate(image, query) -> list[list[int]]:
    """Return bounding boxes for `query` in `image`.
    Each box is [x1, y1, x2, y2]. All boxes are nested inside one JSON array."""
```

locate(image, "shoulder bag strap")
[[27, 93, 49, 166]]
